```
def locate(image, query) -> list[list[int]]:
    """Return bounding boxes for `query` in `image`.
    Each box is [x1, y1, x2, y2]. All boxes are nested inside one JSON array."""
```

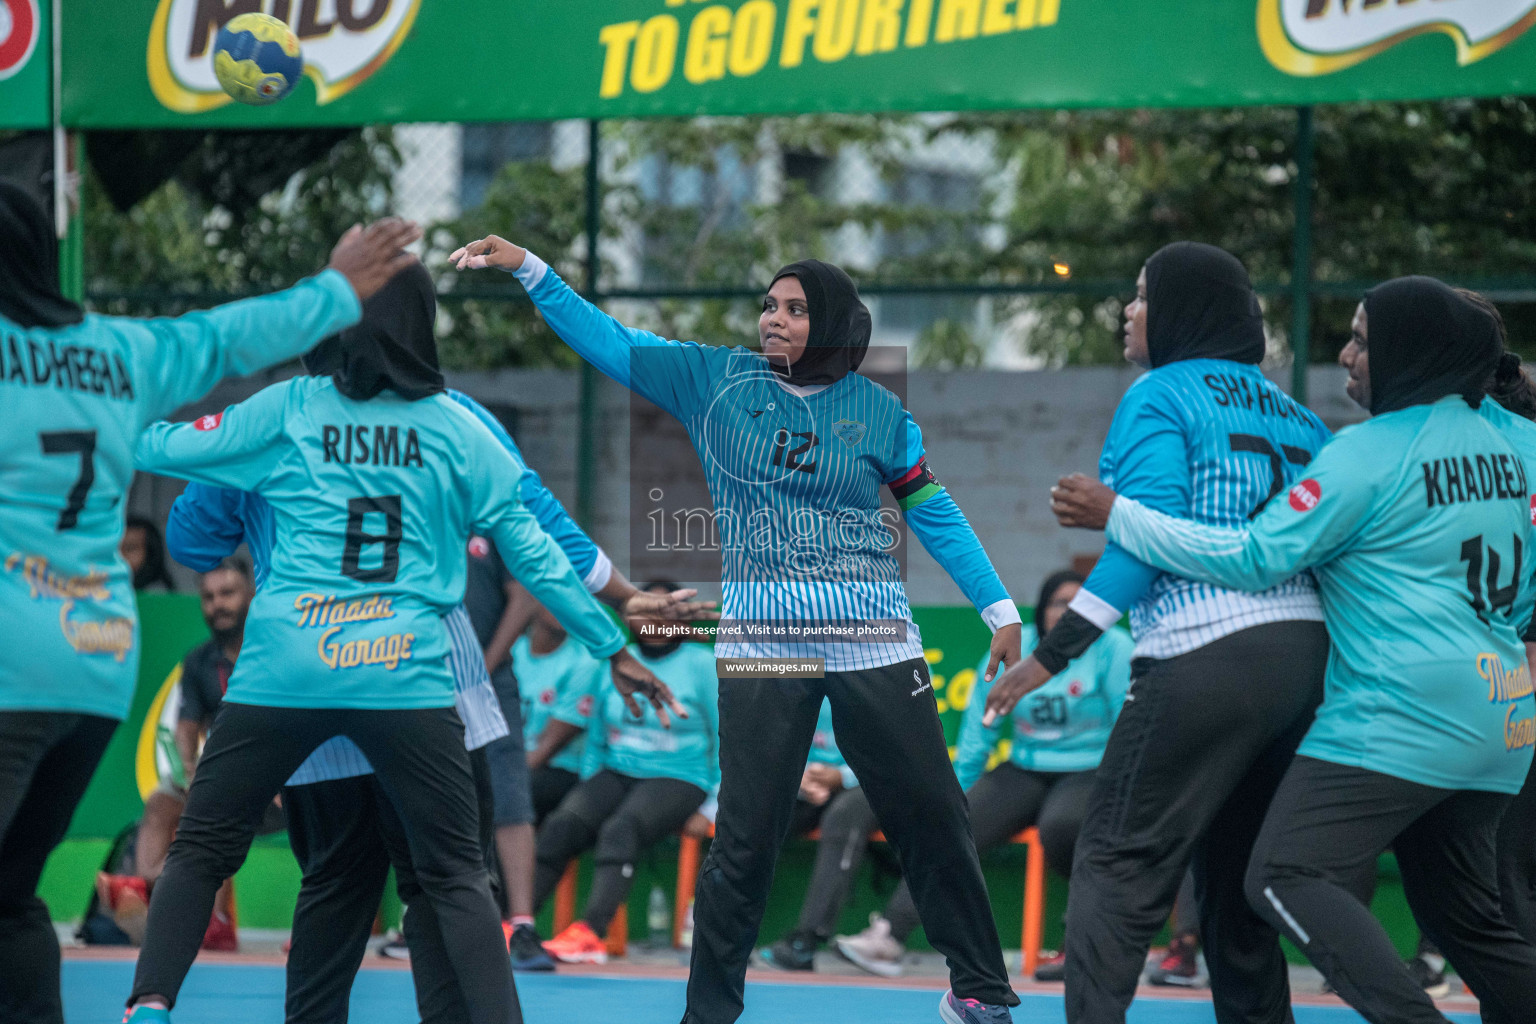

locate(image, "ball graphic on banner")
[[211, 13, 303, 106]]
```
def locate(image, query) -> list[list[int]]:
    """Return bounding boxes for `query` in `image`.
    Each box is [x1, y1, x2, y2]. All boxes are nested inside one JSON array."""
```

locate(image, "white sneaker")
[[833, 914, 905, 978]]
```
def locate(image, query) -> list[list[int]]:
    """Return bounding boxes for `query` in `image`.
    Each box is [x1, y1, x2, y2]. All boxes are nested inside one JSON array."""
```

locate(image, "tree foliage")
[[78, 100, 1536, 368]]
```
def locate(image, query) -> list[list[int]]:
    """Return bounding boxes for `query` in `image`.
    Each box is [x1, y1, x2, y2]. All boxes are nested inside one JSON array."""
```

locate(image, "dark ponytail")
[[1489, 351, 1536, 421], [1457, 287, 1536, 421]]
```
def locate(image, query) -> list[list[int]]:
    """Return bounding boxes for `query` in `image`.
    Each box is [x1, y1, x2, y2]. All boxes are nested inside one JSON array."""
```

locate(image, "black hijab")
[[1144, 242, 1265, 368], [306, 261, 444, 401], [1364, 276, 1502, 416], [0, 180, 83, 329], [769, 259, 871, 387]]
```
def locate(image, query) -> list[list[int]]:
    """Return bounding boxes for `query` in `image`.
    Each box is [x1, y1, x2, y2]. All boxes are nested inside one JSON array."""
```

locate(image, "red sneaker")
[[97, 872, 148, 910], [1146, 936, 1203, 988], [1033, 950, 1066, 982], [541, 921, 607, 964], [202, 909, 239, 952], [97, 873, 150, 944]]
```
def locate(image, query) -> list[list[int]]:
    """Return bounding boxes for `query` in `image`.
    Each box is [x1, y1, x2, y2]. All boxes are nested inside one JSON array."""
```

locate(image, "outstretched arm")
[[451, 235, 721, 421], [133, 220, 420, 423], [1094, 432, 1377, 592], [135, 382, 293, 493]]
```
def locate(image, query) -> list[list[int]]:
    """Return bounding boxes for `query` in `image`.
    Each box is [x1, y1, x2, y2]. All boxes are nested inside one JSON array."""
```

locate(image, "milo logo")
[[0, 0, 40, 81], [147, 0, 421, 112], [1259, 0, 1536, 75]]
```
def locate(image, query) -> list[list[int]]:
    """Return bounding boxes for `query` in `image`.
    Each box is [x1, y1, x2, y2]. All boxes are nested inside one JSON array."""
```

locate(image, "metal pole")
[[575, 119, 602, 528], [52, 0, 83, 302], [1290, 105, 1316, 403]]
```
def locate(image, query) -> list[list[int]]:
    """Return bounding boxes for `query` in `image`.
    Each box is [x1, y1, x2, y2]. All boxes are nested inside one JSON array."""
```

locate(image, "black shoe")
[[1406, 955, 1450, 999], [509, 923, 557, 972], [1033, 951, 1065, 982], [378, 932, 410, 960], [760, 934, 816, 971]]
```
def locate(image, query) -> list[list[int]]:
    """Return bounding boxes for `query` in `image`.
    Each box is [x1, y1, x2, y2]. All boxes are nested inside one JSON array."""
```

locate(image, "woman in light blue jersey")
[[122, 264, 682, 1024], [982, 242, 1334, 1024], [533, 583, 721, 963], [0, 178, 419, 1024], [518, 601, 607, 821], [835, 570, 1133, 982], [1054, 277, 1536, 1024], [453, 234, 1023, 1023]]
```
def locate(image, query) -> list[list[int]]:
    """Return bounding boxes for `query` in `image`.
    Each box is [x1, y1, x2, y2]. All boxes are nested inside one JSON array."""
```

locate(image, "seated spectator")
[[534, 583, 719, 964], [517, 600, 606, 822], [756, 700, 876, 971], [98, 558, 261, 949], [121, 514, 175, 592], [835, 570, 1133, 980]]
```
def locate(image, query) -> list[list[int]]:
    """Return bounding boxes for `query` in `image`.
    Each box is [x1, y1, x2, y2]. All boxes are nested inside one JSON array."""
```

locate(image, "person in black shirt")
[[98, 559, 257, 948]]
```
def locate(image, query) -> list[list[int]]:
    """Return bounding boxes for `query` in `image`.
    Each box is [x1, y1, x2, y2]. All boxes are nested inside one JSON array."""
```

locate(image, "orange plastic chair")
[[669, 822, 1047, 976]]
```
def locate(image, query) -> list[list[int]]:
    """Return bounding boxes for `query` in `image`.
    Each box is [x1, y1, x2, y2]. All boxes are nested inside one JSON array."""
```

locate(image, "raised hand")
[[328, 218, 422, 301], [449, 235, 527, 273]]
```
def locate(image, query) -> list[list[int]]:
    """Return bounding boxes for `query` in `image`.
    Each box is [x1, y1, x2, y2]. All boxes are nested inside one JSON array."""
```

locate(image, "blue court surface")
[[63, 959, 1480, 1023]]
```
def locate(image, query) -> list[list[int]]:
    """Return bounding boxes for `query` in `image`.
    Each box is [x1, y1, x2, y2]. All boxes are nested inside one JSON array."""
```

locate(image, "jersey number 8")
[[342, 495, 403, 583]]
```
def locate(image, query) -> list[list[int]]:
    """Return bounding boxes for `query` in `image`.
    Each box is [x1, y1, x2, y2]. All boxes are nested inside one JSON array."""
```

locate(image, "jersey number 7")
[[39, 430, 97, 531], [1229, 434, 1312, 520]]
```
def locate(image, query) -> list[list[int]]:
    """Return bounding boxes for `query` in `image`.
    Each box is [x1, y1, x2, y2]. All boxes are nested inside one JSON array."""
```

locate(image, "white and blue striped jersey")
[[1073, 359, 1332, 659], [514, 254, 1019, 672]]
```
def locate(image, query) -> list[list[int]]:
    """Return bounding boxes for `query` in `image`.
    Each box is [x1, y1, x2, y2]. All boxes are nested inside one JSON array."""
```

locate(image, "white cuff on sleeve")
[[513, 251, 549, 290], [980, 599, 1023, 633], [1069, 588, 1122, 631], [838, 765, 860, 790], [583, 549, 613, 593]]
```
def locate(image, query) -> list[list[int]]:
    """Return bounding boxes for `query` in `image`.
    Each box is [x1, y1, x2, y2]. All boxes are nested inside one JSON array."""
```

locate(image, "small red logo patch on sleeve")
[[468, 536, 490, 559], [577, 695, 594, 716], [1529, 495, 1535, 526], [1289, 479, 1321, 512], [194, 412, 223, 431]]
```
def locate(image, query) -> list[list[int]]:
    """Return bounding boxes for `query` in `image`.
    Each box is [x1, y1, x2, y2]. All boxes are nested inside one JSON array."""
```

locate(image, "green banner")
[[0, 0, 49, 129], [67, 593, 210, 840], [62, 594, 1012, 840], [60, 0, 1536, 129]]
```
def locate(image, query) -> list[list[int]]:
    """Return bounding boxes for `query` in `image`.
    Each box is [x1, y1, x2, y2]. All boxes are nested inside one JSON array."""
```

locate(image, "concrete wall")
[[135, 365, 1364, 602]]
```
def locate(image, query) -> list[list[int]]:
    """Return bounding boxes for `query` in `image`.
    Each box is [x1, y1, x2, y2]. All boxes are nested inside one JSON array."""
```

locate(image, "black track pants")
[[1248, 756, 1536, 1024], [128, 703, 520, 1024], [1063, 621, 1329, 1024], [683, 658, 1016, 1024]]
